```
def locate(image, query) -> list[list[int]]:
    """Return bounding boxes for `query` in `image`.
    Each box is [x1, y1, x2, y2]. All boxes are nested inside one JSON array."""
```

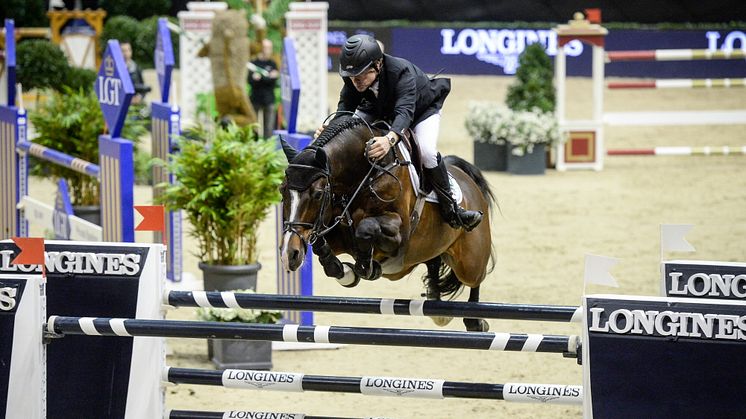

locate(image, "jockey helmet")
[[339, 34, 383, 77]]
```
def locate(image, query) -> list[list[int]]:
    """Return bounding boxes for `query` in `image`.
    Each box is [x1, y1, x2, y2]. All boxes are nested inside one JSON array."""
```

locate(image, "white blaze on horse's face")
[[280, 189, 302, 271]]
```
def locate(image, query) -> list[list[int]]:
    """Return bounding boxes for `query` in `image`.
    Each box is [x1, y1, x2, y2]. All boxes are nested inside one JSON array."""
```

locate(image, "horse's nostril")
[[290, 249, 300, 262]]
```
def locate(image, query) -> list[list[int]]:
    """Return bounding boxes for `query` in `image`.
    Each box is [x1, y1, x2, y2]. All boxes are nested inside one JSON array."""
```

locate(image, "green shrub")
[[29, 88, 148, 206], [101, 16, 141, 48], [505, 43, 555, 113], [157, 123, 286, 265], [16, 40, 70, 92], [63, 67, 97, 92]]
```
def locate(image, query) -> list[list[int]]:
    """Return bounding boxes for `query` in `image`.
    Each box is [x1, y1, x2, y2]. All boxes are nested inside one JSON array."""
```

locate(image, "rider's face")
[[350, 68, 377, 92]]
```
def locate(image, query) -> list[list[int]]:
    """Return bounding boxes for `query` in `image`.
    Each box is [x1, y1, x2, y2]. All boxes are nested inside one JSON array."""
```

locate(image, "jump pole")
[[608, 78, 746, 89], [169, 410, 361, 419], [608, 146, 746, 156], [606, 48, 746, 62], [47, 316, 579, 355], [164, 367, 584, 405], [166, 290, 582, 322]]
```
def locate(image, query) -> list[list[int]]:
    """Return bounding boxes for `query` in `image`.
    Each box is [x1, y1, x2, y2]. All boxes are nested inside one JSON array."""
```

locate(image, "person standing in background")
[[120, 41, 151, 104], [249, 38, 279, 138]]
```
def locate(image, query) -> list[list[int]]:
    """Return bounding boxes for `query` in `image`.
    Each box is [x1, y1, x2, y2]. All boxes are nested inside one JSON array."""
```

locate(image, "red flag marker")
[[134, 205, 167, 245], [11, 237, 46, 277]]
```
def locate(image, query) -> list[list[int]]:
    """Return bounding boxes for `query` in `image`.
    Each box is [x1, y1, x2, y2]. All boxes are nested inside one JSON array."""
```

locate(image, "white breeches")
[[355, 111, 442, 168]]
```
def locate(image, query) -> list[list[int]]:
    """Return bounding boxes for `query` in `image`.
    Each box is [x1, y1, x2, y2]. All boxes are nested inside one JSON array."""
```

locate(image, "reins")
[[283, 113, 407, 246]]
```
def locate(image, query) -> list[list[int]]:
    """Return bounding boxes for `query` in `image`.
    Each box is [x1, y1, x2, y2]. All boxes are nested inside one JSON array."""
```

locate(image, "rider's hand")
[[366, 135, 391, 161], [314, 125, 326, 139]]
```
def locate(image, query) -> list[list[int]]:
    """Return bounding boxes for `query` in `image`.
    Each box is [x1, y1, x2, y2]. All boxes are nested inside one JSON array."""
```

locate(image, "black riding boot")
[[424, 155, 483, 231]]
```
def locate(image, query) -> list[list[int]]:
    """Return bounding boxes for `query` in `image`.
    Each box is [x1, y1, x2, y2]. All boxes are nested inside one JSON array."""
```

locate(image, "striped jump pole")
[[166, 291, 581, 323], [164, 367, 584, 405], [46, 316, 580, 356], [606, 48, 746, 62], [16, 141, 100, 176], [169, 410, 362, 419], [608, 78, 746, 89], [608, 146, 746, 156]]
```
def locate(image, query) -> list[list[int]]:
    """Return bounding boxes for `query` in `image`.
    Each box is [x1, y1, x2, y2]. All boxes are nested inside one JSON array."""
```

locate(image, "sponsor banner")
[[0, 240, 163, 419], [503, 383, 582, 405], [0, 242, 147, 277], [223, 412, 305, 419], [222, 370, 304, 392], [360, 376, 444, 398], [329, 26, 746, 78], [662, 260, 746, 300], [585, 295, 746, 418]]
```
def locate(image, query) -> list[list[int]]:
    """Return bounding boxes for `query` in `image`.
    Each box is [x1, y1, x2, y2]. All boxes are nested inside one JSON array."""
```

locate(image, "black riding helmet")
[[339, 34, 383, 77]]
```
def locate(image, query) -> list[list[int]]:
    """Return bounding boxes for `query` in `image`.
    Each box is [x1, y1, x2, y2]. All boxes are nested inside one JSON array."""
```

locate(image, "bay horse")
[[279, 115, 495, 331]]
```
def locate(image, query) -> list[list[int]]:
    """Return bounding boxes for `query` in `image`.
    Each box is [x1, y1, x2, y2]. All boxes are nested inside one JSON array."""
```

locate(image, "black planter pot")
[[209, 339, 272, 370], [72, 205, 101, 226], [199, 262, 263, 364], [199, 262, 261, 291], [473, 141, 508, 171], [507, 144, 547, 175]]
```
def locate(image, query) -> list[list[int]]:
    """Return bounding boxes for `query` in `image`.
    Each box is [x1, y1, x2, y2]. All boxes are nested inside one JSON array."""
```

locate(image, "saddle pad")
[[397, 143, 463, 204]]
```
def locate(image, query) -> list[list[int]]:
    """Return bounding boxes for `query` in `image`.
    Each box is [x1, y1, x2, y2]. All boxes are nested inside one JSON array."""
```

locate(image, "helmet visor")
[[339, 60, 374, 78]]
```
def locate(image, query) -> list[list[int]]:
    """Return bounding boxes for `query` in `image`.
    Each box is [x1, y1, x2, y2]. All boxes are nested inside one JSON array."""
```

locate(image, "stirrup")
[[451, 207, 483, 231]]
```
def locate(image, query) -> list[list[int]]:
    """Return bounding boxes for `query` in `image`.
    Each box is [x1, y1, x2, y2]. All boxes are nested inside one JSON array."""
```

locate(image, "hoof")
[[429, 316, 453, 327], [464, 318, 489, 332], [353, 260, 382, 281], [336, 262, 360, 288]]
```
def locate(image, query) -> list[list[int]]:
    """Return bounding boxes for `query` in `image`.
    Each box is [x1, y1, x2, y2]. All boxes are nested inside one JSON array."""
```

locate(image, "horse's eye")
[[312, 190, 324, 200]]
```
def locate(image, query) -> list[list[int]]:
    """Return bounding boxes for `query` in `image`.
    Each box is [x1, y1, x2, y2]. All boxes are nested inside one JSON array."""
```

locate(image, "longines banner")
[[584, 295, 746, 418], [329, 26, 746, 78], [662, 260, 746, 301]]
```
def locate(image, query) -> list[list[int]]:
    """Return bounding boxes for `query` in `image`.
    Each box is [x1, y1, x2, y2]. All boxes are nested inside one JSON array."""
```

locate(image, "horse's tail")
[[424, 156, 497, 300]]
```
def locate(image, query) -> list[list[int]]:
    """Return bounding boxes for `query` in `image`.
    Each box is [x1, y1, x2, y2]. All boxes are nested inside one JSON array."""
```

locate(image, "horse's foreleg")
[[312, 237, 344, 278], [352, 214, 402, 280], [352, 217, 383, 280], [463, 286, 490, 332]]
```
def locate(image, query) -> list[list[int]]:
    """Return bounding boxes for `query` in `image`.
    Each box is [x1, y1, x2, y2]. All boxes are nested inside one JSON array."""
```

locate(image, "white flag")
[[584, 254, 620, 288], [660, 224, 695, 253]]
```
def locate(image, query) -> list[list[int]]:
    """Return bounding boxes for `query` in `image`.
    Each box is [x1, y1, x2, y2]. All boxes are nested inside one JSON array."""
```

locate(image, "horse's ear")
[[279, 135, 298, 162], [314, 148, 328, 168]]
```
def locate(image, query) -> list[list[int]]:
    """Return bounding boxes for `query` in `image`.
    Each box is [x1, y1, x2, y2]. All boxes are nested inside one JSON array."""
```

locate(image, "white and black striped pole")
[[47, 316, 579, 356], [164, 367, 584, 405], [169, 410, 362, 419], [166, 291, 581, 322]]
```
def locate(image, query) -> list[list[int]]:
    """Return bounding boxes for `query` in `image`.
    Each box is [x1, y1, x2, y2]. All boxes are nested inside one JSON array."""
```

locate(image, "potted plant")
[[465, 102, 509, 171], [28, 87, 148, 223], [157, 123, 285, 291], [497, 107, 561, 175], [465, 102, 560, 175], [196, 289, 282, 369]]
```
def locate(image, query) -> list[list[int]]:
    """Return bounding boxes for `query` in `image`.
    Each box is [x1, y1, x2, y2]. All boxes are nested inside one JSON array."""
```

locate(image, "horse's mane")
[[311, 116, 370, 148]]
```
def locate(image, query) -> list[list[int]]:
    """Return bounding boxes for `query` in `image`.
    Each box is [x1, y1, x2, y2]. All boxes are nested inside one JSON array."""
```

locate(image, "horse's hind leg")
[[463, 286, 490, 332], [424, 257, 452, 327]]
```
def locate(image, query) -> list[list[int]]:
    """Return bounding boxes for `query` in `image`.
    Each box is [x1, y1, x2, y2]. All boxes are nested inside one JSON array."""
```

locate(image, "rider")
[[318, 34, 482, 231]]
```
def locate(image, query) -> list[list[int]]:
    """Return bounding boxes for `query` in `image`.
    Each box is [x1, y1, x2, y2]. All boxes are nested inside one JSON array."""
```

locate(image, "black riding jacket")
[[336, 54, 450, 137]]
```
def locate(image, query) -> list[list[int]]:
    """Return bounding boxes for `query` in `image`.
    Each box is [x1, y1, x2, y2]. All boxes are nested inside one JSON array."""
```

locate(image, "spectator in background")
[[249, 38, 279, 138], [120, 41, 151, 104]]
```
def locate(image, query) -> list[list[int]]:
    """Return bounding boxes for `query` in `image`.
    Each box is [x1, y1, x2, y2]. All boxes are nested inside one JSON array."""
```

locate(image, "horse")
[[278, 115, 495, 331]]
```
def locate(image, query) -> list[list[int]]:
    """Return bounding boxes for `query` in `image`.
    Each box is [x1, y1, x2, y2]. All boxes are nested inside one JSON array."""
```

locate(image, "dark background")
[[325, 0, 746, 24]]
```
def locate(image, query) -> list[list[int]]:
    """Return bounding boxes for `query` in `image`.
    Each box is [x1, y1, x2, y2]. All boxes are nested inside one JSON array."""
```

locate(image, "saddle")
[[390, 128, 463, 235]]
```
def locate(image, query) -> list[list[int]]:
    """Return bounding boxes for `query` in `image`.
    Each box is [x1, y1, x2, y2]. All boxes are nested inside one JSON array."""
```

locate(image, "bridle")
[[282, 113, 406, 248]]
